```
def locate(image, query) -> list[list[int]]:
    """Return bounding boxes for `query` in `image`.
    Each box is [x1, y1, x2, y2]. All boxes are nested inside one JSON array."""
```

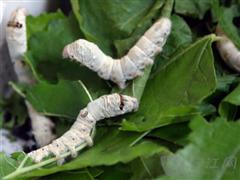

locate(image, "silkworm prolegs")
[[28, 93, 138, 163]]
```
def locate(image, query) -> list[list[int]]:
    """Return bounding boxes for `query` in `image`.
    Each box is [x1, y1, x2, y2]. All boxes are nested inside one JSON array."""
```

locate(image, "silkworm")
[[0, 129, 23, 155], [28, 93, 138, 163], [63, 17, 172, 89], [26, 102, 56, 147], [215, 26, 240, 72], [7, 21, 23, 28], [6, 8, 56, 147], [5, 8, 34, 84]]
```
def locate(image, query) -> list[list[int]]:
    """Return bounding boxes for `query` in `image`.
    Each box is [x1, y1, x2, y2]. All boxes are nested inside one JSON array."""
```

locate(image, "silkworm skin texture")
[[5, 8, 34, 84], [6, 8, 56, 147], [26, 102, 56, 147], [28, 93, 138, 163], [63, 17, 172, 89], [215, 26, 240, 72]]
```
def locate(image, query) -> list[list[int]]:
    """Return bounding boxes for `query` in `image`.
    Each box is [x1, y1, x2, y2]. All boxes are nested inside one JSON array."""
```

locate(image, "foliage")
[[1, 0, 240, 179], [121, 35, 216, 131], [174, 0, 212, 19], [159, 116, 240, 179]]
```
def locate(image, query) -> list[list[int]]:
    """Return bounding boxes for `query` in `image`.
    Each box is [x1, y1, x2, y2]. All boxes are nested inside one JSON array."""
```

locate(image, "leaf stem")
[[9, 82, 26, 98], [78, 80, 94, 102], [3, 143, 88, 179], [3, 127, 96, 179], [161, 0, 174, 18], [129, 130, 151, 147], [16, 156, 29, 170]]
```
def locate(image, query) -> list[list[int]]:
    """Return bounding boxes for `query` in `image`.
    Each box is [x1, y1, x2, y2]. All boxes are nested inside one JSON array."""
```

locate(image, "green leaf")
[[160, 116, 240, 179], [0, 94, 28, 129], [0, 153, 18, 179], [152, 14, 193, 86], [25, 80, 91, 119], [114, 0, 165, 56], [71, 0, 164, 55], [25, 13, 82, 82], [11, 152, 32, 167], [0, 152, 36, 180], [19, 128, 169, 178], [130, 154, 165, 180], [121, 14, 193, 101], [211, 0, 221, 22], [121, 35, 217, 132], [218, 5, 240, 49], [158, 15, 192, 58], [216, 74, 238, 93], [26, 11, 65, 40], [98, 165, 131, 180], [40, 169, 102, 180], [174, 0, 212, 19], [150, 122, 191, 146], [25, 12, 109, 97], [219, 83, 240, 120]]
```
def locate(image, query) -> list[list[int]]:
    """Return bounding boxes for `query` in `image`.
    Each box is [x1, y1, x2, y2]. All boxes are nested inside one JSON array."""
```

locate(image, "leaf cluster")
[[2, 0, 240, 179]]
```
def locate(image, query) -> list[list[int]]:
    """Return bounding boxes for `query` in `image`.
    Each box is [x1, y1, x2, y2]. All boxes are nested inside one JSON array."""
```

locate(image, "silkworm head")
[[10, 8, 27, 22], [62, 43, 74, 59], [62, 39, 104, 69], [7, 8, 26, 34], [120, 95, 139, 113], [62, 39, 92, 61]]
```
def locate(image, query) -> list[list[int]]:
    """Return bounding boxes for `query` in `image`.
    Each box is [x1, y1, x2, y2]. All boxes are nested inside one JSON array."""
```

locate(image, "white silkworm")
[[63, 17, 172, 89], [26, 102, 56, 147], [0, 129, 24, 155], [28, 93, 138, 163], [6, 8, 34, 84], [215, 26, 240, 72], [6, 8, 56, 147]]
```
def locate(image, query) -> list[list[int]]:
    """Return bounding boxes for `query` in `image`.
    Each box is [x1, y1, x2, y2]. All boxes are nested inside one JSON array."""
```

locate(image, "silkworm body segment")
[[63, 17, 172, 89], [28, 94, 138, 162], [216, 26, 240, 72], [26, 102, 56, 147]]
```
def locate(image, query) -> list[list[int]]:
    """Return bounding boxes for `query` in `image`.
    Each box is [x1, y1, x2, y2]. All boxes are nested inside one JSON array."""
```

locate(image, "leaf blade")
[[122, 35, 217, 131]]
